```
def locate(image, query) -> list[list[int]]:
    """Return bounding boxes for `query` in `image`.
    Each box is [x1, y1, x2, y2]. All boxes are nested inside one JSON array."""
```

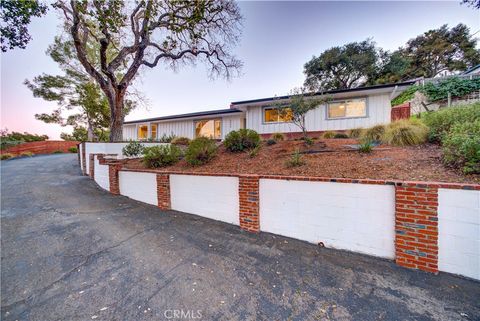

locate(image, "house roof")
[[230, 81, 415, 107], [124, 81, 416, 125], [123, 108, 243, 125]]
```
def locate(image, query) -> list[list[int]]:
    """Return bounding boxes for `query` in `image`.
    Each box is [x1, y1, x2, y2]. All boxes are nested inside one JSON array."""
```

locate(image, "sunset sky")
[[1, 1, 479, 139]]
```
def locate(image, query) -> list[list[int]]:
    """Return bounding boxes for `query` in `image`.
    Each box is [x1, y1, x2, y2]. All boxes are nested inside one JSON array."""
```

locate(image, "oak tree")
[[54, 0, 243, 141]]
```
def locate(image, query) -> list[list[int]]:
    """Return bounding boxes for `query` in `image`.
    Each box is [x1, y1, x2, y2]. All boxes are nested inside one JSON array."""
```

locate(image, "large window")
[[151, 124, 157, 139], [138, 125, 148, 139], [327, 98, 367, 119], [264, 107, 293, 123], [195, 119, 221, 139]]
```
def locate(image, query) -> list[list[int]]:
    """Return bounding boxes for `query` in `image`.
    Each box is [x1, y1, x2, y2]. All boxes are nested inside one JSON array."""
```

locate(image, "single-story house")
[[122, 81, 414, 140]]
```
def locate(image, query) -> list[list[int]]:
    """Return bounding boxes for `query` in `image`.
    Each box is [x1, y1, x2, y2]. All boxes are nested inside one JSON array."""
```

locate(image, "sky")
[[1, 1, 479, 139]]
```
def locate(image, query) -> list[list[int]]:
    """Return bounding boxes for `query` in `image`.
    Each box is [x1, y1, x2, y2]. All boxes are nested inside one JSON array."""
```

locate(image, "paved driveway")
[[1, 154, 479, 321]]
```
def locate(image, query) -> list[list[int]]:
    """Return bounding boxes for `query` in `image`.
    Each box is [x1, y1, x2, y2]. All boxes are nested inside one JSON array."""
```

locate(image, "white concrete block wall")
[[93, 155, 110, 191], [83, 142, 167, 174], [119, 171, 158, 206], [259, 179, 396, 258], [438, 189, 480, 280], [170, 174, 239, 225], [79, 143, 83, 173]]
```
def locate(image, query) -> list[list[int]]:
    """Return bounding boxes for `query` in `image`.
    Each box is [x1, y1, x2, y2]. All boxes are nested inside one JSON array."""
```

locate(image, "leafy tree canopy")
[[25, 35, 136, 141], [304, 39, 380, 91], [0, 0, 48, 52], [53, 0, 243, 141]]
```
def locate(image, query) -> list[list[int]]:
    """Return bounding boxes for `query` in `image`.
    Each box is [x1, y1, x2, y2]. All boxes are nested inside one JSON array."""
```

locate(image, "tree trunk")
[[87, 121, 94, 142], [107, 88, 126, 142]]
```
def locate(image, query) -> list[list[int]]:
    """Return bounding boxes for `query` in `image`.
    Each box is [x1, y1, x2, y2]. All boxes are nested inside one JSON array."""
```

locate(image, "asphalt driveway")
[[1, 154, 479, 321]]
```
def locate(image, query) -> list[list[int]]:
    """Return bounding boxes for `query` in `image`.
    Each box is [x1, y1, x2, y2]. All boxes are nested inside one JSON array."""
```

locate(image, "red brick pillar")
[[89, 154, 95, 178], [395, 183, 439, 273], [108, 163, 122, 195], [156, 174, 171, 210], [81, 142, 86, 175], [239, 175, 260, 232]]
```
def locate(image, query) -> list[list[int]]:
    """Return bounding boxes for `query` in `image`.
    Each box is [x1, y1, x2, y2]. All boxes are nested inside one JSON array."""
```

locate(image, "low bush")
[[266, 138, 277, 146], [285, 149, 305, 168], [362, 125, 386, 142], [122, 141, 144, 157], [358, 141, 373, 154], [0, 153, 13, 160], [68, 147, 78, 153], [249, 145, 261, 158], [224, 129, 261, 152], [322, 131, 335, 139], [303, 136, 314, 146], [52, 150, 63, 154], [442, 120, 480, 174], [422, 103, 480, 142], [142, 145, 182, 168], [333, 132, 349, 139], [271, 132, 285, 141], [185, 137, 218, 166], [157, 133, 176, 143], [382, 119, 429, 146], [348, 128, 363, 138], [171, 137, 191, 146], [19, 151, 34, 157]]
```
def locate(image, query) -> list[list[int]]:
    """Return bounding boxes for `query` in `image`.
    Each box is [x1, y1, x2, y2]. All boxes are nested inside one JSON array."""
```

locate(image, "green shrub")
[[362, 125, 386, 142], [303, 136, 314, 146], [333, 132, 349, 139], [224, 129, 261, 152], [271, 132, 285, 141], [19, 151, 34, 157], [322, 131, 336, 139], [391, 85, 420, 107], [358, 141, 373, 154], [422, 77, 480, 102], [285, 149, 305, 168], [142, 145, 182, 168], [0, 153, 13, 160], [158, 133, 176, 143], [266, 138, 277, 146], [382, 119, 429, 146], [122, 141, 144, 157], [348, 128, 363, 138], [442, 120, 480, 174], [422, 103, 480, 142], [68, 147, 78, 153], [171, 136, 191, 146], [185, 137, 218, 166], [52, 150, 63, 154]]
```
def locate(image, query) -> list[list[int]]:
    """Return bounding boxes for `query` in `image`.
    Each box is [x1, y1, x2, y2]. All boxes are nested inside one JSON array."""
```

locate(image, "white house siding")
[[124, 114, 244, 140], [246, 93, 392, 134], [170, 174, 240, 225], [438, 189, 480, 280], [93, 155, 110, 191], [157, 119, 195, 139], [259, 179, 396, 258], [119, 171, 158, 206], [123, 125, 137, 140]]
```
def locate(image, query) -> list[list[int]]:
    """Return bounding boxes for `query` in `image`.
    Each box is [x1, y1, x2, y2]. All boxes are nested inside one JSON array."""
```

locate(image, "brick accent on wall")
[[89, 154, 95, 179], [108, 162, 122, 195], [156, 174, 171, 210], [239, 175, 260, 232], [395, 183, 439, 273]]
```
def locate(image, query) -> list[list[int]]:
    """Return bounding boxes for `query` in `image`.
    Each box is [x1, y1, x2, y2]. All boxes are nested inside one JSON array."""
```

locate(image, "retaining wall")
[[87, 155, 480, 281]]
